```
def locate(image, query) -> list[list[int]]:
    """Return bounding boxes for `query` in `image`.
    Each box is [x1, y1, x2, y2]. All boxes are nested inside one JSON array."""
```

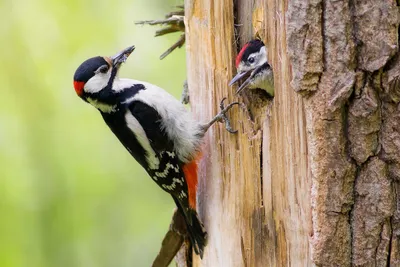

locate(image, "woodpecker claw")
[[202, 98, 240, 134], [219, 98, 239, 134]]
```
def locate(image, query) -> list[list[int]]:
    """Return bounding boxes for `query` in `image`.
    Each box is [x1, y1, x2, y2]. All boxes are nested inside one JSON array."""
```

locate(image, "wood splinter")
[[152, 209, 192, 267], [135, 6, 185, 60]]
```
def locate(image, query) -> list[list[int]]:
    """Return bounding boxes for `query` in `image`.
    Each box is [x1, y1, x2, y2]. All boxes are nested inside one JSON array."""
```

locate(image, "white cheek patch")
[[250, 47, 268, 66], [84, 72, 111, 94], [259, 46, 267, 62], [238, 47, 268, 73]]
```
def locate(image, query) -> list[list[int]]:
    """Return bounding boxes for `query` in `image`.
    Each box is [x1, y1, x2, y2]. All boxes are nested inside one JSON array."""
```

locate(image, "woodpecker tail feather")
[[186, 208, 207, 258], [173, 197, 207, 258]]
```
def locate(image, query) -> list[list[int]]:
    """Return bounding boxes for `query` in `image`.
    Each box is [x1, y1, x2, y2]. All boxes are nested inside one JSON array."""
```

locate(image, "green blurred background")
[[0, 0, 186, 266]]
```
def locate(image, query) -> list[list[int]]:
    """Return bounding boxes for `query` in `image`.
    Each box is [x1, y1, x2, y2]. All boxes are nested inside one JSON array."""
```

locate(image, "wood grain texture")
[[184, 0, 311, 266], [183, 0, 400, 266]]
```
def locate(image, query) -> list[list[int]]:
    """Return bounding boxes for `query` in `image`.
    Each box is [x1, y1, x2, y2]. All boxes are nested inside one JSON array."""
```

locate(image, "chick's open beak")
[[229, 70, 250, 86], [111, 45, 135, 67], [230, 63, 270, 94], [229, 69, 252, 94]]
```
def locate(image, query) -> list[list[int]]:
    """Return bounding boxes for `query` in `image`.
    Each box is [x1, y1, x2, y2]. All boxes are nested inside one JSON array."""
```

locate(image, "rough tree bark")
[[182, 0, 400, 266]]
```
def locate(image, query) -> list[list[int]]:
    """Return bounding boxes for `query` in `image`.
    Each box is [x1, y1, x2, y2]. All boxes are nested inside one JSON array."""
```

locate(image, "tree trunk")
[[183, 0, 400, 266]]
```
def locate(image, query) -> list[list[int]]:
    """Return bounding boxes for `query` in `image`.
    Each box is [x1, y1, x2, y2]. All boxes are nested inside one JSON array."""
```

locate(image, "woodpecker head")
[[73, 45, 135, 100], [229, 40, 274, 96]]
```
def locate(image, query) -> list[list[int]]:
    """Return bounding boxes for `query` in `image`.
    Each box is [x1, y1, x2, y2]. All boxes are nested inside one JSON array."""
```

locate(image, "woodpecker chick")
[[229, 39, 274, 97], [73, 45, 238, 258]]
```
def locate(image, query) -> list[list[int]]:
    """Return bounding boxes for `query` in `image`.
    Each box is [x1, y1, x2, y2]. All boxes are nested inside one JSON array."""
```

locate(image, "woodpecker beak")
[[111, 45, 135, 67], [235, 74, 252, 94], [229, 69, 252, 94], [230, 63, 271, 95]]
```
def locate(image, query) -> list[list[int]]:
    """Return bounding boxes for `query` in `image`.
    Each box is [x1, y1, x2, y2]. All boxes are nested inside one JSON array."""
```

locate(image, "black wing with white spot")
[[148, 151, 189, 201], [127, 101, 189, 201], [128, 100, 174, 153]]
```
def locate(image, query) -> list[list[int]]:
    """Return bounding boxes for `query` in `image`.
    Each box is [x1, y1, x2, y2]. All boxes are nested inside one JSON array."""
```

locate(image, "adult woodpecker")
[[73, 45, 238, 258], [229, 39, 274, 97]]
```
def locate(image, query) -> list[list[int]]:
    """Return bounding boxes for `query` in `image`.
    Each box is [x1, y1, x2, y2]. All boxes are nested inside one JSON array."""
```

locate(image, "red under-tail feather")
[[182, 156, 200, 209]]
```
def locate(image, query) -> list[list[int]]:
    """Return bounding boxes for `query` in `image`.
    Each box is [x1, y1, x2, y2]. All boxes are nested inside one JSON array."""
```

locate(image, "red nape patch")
[[182, 154, 202, 209], [235, 42, 250, 68], [73, 81, 85, 96]]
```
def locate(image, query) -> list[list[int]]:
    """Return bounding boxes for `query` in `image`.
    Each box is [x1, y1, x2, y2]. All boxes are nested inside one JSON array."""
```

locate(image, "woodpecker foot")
[[202, 98, 240, 134], [135, 6, 185, 60], [181, 80, 190, 105]]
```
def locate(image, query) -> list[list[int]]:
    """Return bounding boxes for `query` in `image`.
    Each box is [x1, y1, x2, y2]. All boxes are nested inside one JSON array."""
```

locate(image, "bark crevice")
[[288, 0, 399, 266]]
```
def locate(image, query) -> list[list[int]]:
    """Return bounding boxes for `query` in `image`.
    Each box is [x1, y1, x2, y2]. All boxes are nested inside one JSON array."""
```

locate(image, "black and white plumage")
[[73, 45, 238, 257], [229, 39, 274, 97]]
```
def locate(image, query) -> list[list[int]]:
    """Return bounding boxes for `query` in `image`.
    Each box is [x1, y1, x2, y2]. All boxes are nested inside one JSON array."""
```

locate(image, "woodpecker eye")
[[99, 65, 109, 73], [96, 65, 109, 74], [248, 57, 255, 64]]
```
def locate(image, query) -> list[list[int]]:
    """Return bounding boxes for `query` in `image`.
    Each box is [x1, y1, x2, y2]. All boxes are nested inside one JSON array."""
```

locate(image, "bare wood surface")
[[185, 1, 260, 266], [182, 0, 400, 266], [185, 0, 311, 266]]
